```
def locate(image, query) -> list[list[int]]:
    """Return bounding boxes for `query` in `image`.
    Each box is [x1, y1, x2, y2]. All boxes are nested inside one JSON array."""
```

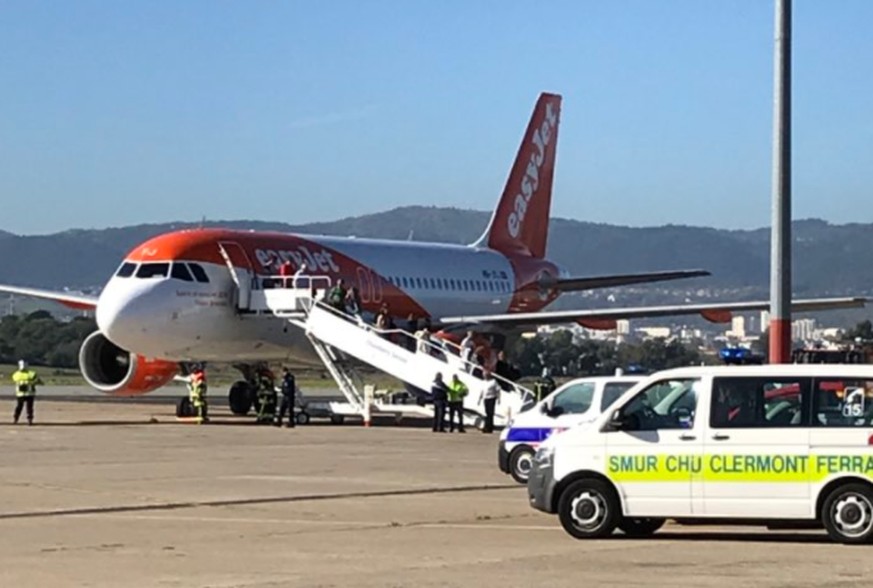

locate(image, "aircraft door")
[[218, 241, 255, 310]]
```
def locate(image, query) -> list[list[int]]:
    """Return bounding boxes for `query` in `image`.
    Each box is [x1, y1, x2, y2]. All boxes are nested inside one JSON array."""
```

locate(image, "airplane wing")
[[0, 284, 98, 311], [545, 269, 711, 292], [439, 297, 868, 328]]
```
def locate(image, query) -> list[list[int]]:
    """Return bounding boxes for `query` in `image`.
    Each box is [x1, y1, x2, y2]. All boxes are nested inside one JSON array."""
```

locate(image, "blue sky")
[[1, 0, 871, 235]]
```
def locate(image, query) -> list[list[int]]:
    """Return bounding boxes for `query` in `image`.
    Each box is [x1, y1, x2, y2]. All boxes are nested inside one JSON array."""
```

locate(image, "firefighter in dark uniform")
[[12, 359, 41, 425], [275, 367, 297, 428]]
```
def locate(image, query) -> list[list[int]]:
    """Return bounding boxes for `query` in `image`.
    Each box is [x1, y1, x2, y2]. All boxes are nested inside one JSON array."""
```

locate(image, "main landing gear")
[[227, 363, 266, 416]]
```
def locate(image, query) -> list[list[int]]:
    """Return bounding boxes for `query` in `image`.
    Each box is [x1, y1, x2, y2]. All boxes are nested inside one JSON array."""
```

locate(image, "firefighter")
[[188, 364, 209, 424], [11, 359, 42, 425], [256, 367, 277, 424]]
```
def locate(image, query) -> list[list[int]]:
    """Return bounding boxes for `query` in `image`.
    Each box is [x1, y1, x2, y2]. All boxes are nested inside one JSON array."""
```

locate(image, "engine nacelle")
[[78, 331, 178, 395]]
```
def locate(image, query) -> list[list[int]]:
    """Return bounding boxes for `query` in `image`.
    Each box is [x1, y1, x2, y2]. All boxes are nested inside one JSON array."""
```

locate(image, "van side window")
[[601, 382, 637, 412], [618, 378, 699, 431], [813, 378, 873, 427], [710, 377, 810, 429], [550, 382, 596, 416]]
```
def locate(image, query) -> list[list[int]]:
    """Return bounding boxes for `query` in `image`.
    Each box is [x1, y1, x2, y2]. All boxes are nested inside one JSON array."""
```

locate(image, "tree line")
[[0, 311, 96, 368]]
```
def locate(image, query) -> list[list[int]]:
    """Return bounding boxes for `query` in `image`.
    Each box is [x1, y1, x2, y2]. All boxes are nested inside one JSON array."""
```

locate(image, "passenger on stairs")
[[327, 279, 348, 313], [405, 314, 419, 351], [430, 372, 449, 432], [278, 260, 294, 287], [344, 286, 362, 319], [460, 331, 475, 372]]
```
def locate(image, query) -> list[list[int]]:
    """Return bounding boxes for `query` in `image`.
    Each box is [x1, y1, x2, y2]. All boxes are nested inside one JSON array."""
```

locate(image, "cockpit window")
[[171, 263, 194, 282], [135, 262, 170, 279], [188, 263, 210, 283], [115, 262, 137, 278]]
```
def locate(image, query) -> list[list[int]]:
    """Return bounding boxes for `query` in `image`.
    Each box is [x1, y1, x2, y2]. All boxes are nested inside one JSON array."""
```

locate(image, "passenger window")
[[710, 377, 809, 428], [813, 378, 873, 427], [115, 262, 137, 278], [188, 263, 210, 283], [601, 382, 637, 412], [171, 263, 193, 282], [617, 378, 699, 431], [550, 382, 596, 416], [135, 262, 170, 279]]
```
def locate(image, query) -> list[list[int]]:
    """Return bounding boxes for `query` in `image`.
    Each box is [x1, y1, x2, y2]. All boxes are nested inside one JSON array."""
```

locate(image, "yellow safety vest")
[[12, 370, 39, 397], [448, 380, 468, 402]]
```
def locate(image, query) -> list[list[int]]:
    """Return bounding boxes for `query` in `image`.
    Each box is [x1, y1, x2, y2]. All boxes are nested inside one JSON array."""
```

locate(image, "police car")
[[527, 364, 873, 544], [497, 373, 644, 484]]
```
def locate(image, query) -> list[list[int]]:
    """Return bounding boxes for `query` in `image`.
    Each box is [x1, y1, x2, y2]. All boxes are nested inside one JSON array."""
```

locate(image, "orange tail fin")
[[473, 92, 561, 259]]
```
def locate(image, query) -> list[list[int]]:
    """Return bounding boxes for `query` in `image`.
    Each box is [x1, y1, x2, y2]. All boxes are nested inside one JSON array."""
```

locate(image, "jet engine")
[[78, 331, 177, 395]]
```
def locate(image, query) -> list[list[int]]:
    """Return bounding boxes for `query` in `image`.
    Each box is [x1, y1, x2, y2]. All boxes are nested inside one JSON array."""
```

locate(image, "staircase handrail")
[[307, 300, 532, 402]]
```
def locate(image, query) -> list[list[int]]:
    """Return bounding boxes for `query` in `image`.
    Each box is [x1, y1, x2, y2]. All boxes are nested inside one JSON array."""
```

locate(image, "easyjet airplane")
[[0, 92, 864, 411]]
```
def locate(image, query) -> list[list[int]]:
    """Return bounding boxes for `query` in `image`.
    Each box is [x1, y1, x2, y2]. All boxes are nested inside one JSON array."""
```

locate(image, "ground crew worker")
[[256, 367, 277, 424], [275, 367, 297, 428], [188, 364, 208, 424], [477, 370, 501, 434], [447, 374, 468, 433], [430, 372, 449, 433], [12, 359, 42, 425]]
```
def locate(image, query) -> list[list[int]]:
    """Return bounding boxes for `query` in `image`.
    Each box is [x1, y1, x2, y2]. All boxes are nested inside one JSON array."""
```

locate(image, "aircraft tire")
[[228, 381, 253, 415], [176, 396, 194, 418]]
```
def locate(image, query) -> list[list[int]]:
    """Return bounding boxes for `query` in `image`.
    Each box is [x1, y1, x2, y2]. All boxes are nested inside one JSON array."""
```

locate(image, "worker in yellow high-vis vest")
[[11, 360, 42, 425]]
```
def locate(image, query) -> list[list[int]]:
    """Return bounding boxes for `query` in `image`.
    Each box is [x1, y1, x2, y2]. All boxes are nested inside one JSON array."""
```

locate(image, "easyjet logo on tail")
[[507, 102, 558, 239]]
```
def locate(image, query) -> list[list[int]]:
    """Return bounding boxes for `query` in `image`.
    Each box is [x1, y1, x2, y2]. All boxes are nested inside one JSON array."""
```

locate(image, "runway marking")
[[0, 483, 518, 521]]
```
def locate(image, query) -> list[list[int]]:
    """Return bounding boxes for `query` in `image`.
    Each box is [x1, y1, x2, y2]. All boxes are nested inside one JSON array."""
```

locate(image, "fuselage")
[[96, 228, 564, 363]]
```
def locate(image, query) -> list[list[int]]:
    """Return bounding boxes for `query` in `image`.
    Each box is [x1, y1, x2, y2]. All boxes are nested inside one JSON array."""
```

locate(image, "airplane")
[[0, 92, 865, 414]]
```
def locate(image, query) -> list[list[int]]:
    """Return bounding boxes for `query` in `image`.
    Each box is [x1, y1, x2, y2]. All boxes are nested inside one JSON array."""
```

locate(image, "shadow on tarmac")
[[0, 483, 519, 521]]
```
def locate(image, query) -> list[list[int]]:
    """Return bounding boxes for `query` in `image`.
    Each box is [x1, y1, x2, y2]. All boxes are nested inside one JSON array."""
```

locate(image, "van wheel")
[[618, 517, 665, 537], [508, 446, 535, 484], [821, 483, 873, 544], [295, 412, 310, 425], [557, 479, 620, 539]]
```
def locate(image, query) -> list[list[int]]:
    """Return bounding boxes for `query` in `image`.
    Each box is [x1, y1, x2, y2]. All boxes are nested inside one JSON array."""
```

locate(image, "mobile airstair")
[[242, 274, 534, 427]]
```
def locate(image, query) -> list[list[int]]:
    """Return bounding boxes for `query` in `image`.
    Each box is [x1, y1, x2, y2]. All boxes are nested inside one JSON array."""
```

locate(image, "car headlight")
[[533, 446, 554, 468]]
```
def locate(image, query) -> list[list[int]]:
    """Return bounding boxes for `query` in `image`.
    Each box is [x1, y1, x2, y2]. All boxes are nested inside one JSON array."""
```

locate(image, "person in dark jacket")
[[430, 372, 449, 433], [275, 367, 297, 428]]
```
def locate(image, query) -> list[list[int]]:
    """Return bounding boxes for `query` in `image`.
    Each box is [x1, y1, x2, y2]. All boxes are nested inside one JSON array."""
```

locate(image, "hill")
[[0, 208, 870, 301]]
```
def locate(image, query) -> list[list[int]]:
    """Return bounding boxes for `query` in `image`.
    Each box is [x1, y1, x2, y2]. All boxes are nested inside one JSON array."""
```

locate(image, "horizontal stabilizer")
[[439, 297, 868, 327], [0, 284, 98, 311], [547, 269, 711, 292]]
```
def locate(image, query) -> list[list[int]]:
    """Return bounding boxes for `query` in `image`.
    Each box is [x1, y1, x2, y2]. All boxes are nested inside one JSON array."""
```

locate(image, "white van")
[[527, 364, 873, 544], [498, 374, 644, 484]]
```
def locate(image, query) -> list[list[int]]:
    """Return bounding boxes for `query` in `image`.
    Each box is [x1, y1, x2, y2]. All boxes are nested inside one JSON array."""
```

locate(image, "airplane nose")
[[96, 283, 155, 348]]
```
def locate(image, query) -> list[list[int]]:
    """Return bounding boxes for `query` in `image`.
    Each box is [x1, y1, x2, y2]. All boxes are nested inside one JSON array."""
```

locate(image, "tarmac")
[[0, 389, 868, 587]]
